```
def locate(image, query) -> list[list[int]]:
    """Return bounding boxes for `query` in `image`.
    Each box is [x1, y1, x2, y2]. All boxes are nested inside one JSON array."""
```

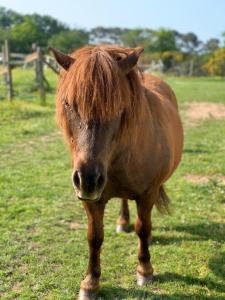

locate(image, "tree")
[[90, 27, 128, 45], [0, 6, 23, 29], [0, 7, 69, 52], [222, 32, 225, 47], [28, 14, 68, 40], [150, 29, 178, 52], [161, 51, 183, 71], [0, 27, 9, 46], [121, 28, 154, 48], [48, 30, 89, 53], [10, 17, 44, 53], [180, 32, 201, 54], [178, 32, 202, 76], [204, 48, 225, 76], [0, 6, 23, 49], [203, 38, 220, 53], [146, 29, 180, 72]]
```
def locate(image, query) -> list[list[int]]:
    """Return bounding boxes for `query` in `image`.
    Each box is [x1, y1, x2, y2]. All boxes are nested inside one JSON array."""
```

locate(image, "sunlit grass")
[[0, 71, 224, 299]]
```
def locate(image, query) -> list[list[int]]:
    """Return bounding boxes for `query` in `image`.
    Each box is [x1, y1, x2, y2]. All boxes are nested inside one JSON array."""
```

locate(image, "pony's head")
[[51, 45, 144, 202]]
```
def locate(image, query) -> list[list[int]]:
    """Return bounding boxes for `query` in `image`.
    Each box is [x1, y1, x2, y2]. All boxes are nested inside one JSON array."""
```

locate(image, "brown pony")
[[50, 45, 183, 300]]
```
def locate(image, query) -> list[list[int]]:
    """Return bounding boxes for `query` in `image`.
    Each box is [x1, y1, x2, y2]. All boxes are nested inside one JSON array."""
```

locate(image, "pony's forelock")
[[56, 45, 144, 130]]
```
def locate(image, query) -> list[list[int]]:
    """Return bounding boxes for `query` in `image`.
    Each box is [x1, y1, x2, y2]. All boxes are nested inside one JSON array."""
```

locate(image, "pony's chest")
[[106, 167, 152, 199]]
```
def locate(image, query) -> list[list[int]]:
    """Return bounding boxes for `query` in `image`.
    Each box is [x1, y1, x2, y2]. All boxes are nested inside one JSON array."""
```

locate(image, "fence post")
[[4, 40, 13, 101], [36, 46, 46, 103], [1, 45, 6, 84]]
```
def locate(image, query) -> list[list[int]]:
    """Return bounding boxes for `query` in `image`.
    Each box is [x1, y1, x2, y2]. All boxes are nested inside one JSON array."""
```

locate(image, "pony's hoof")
[[137, 272, 153, 286], [78, 289, 98, 300], [116, 224, 130, 233]]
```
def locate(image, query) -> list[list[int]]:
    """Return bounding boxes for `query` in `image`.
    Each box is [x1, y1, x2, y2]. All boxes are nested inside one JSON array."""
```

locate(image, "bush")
[[48, 30, 89, 53], [204, 48, 225, 76]]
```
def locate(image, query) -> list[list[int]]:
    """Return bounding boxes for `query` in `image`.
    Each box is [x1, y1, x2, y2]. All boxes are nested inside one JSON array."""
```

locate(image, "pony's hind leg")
[[116, 198, 130, 233], [135, 195, 154, 286]]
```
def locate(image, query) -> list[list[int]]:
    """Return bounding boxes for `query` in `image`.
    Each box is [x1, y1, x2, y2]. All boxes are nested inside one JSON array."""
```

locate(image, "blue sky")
[[0, 0, 225, 42]]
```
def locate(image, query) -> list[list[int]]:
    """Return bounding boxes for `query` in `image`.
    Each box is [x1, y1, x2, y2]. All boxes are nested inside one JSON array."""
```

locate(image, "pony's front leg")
[[135, 197, 154, 286], [79, 201, 105, 300]]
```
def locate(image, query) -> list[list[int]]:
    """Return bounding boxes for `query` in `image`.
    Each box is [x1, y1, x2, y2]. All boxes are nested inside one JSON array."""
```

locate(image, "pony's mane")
[[56, 45, 144, 124]]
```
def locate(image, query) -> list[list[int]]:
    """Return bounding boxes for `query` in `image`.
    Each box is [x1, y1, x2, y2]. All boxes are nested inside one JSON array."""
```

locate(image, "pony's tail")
[[155, 185, 170, 214]]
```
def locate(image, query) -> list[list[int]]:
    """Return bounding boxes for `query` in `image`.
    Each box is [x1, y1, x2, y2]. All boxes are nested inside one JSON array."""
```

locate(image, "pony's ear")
[[118, 47, 144, 74], [49, 47, 75, 70]]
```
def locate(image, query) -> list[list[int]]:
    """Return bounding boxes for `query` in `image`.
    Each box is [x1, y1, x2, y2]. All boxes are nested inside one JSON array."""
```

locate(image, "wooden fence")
[[0, 41, 156, 102], [0, 40, 59, 102]]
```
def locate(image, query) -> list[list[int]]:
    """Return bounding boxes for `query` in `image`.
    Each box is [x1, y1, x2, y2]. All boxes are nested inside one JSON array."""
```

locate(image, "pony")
[[50, 45, 183, 300]]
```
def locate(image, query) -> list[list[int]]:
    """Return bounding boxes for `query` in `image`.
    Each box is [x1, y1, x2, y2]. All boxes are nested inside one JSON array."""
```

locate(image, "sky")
[[0, 0, 225, 42]]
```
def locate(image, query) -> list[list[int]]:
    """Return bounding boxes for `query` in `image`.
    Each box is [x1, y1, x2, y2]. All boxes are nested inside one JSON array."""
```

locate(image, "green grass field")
[[0, 68, 225, 299]]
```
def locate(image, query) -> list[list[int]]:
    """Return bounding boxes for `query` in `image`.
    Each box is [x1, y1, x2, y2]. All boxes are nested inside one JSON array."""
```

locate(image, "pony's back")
[[143, 73, 178, 110]]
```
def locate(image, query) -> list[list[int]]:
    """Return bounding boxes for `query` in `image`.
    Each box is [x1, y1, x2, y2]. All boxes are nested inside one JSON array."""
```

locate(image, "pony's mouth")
[[77, 196, 100, 203]]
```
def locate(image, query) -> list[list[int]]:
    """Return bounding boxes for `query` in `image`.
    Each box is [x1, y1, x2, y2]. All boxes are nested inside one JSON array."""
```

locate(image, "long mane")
[[56, 45, 145, 130]]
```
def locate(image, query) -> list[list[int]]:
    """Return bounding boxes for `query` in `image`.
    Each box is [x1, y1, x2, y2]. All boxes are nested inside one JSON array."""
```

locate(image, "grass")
[[0, 69, 225, 299], [165, 76, 225, 104]]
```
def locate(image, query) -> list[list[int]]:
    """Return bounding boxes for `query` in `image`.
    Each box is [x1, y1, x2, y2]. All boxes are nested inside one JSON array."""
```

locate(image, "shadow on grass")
[[208, 251, 225, 280], [174, 222, 225, 243], [184, 148, 209, 154], [117, 221, 225, 245], [153, 222, 225, 244], [99, 286, 154, 300], [155, 272, 225, 293], [152, 234, 201, 245], [16, 109, 52, 121], [100, 275, 225, 299], [1, 108, 52, 123]]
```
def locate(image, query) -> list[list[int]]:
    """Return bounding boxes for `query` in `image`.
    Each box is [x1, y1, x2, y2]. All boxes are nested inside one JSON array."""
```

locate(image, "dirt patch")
[[186, 102, 225, 123], [28, 242, 41, 250], [184, 174, 225, 184], [58, 219, 86, 230], [69, 222, 83, 230], [12, 281, 22, 292]]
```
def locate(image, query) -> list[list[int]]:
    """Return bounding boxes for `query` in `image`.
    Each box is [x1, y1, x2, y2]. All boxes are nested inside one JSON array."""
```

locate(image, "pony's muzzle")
[[72, 166, 105, 201]]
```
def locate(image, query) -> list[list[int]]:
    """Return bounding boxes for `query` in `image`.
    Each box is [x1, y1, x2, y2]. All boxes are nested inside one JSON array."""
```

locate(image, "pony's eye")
[[63, 100, 75, 115], [63, 98, 70, 108]]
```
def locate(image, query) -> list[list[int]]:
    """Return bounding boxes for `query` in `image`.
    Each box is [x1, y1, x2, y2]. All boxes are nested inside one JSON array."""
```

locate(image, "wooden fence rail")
[[0, 40, 59, 102]]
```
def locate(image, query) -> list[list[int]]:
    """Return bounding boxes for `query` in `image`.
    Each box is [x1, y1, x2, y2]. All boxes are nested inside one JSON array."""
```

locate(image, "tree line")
[[0, 6, 225, 76]]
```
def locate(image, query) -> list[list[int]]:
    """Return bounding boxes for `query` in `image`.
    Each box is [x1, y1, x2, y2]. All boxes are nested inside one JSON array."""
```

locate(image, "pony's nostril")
[[73, 168, 105, 194], [97, 173, 105, 189], [73, 170, 81, 188]]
